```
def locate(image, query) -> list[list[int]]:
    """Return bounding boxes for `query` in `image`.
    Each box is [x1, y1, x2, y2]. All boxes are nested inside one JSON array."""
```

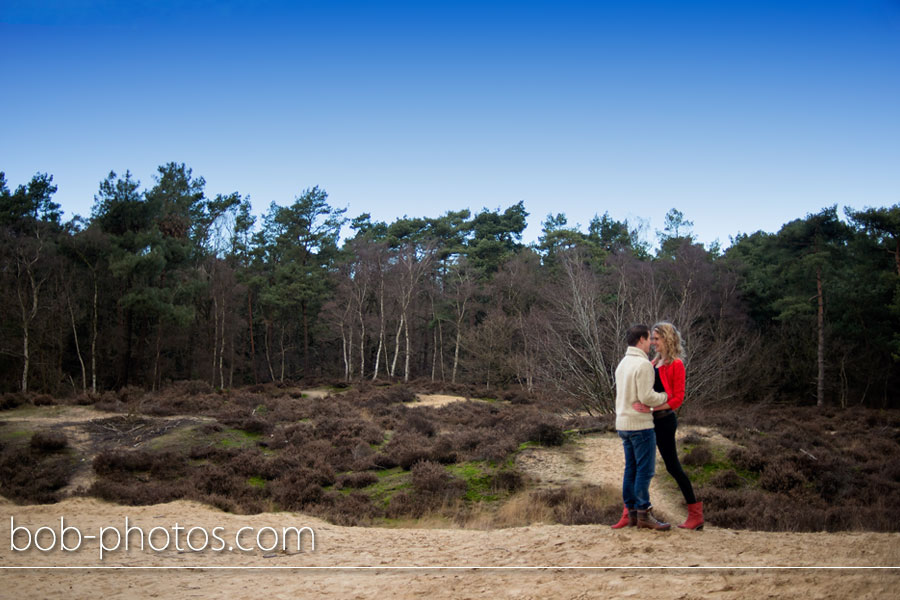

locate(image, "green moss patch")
[[446, 461, 497, 502]]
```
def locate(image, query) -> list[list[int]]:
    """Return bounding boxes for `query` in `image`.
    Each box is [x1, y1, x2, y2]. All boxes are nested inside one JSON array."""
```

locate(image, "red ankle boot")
[[678, 501, 704, 530], [611, 505, 636, 529]]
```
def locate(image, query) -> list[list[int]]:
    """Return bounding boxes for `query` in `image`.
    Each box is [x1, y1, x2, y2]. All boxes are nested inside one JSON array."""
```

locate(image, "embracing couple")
[[610, 322, 703, 531]]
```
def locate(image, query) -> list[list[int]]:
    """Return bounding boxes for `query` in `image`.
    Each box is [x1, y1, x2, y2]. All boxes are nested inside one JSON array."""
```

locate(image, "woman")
[[612, 321, 703, 529]]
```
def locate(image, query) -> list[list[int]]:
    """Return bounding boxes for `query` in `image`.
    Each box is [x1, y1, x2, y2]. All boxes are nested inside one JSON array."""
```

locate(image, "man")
[[612, 324, 671, 531]]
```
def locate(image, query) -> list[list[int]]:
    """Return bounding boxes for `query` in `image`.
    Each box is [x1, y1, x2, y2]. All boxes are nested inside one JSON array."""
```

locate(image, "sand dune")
[[2, 495, 898, 599]]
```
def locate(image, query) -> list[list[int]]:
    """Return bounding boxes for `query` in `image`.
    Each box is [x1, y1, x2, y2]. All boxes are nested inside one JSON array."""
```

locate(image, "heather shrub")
[[93, 450, 155, 474], [270, 478, 325, 511], [759, 457, 806, 493], [30, 430, 68, 452], [0, 444, 74, 503], [382, 431, 432, 470], [403, 411, 437, 437], [313, 416, 383, 445], [726, 446, 767, 473], [0, 392, 27, 411], [468, 437, 518, 462], [525, 421, 566, 446], [375, 385, 417, 404], [117, 385, 145, 404], [166, 380, 213, 396], [90, 479, 191, 506], [94, 449, 188, 480], [220, 414, 270, 435], [682, 444, 713, 466], [410, 460, 466, 500], [491, 469, 525, 493], [708, 469, 744, 489], [386, 491, 425, 518], [428, 435, 459, 464], [32, 394, 55, 406], [314, 491, 377, 526], [336, 472, 379, 489], [502, 389, 533, 405], [680, 432, 705, 445], [532, 485, 614, 525]]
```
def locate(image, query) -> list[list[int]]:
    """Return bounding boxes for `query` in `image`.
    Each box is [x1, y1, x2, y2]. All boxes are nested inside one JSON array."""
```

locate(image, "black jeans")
[[653, 411, 697, 505]]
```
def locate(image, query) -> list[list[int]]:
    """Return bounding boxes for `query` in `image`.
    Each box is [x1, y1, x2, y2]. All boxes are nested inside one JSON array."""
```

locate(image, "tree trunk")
[[248, 293, 257, 384], [264, 320, 275, 382], [218, 294, 226, 388], [91, 277, 98, 394], [68, 299, 87, 393], [357, 314, 365, 381], [452, 320, 463, 384], [18, 264, 40, 393], [372, 280, 386, 381], [340, 324, 349, 381], [390, 313, 404, 378], [212, 295, 220, 386], [437, 318, 445, 381], [432, 326, 438, 382], [279, 323, 286, 382], [302, 302, 309, 373], [816, 265, 825, 407], [403, 315, 411, 382], [21, 320, 30, 393], [153, 322, 163, 391]]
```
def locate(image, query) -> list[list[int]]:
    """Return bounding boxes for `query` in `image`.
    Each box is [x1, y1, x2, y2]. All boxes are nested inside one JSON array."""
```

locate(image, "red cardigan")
[[657, 359, 686, 411]]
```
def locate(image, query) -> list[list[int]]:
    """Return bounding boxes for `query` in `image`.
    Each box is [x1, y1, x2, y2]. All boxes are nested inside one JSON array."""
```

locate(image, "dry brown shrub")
[[497, 485, 619, 527], [410, 460, 466, 500], [89, 479, 192, 506], [30, 430, 68, 452], [708, 469, 744, 489], [0, 444, 74, 503], [336, 472, 379, 489], [32, 394, 55, 406], [403, 411, 437, 437], [491, 470, 525, 493], [373, 385, 417, 404], [313, 491, 377, 526], [682, 444, 713, 466], [428, 435, 459, 464], [0, 392, 28, 410], [726, 446, 767, 473], [383, 431, 432, 470], [759, 457, 806, 493]]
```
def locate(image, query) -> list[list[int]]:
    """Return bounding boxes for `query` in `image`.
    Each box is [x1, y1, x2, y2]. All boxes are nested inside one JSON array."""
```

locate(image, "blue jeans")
[[618, 428, 656, 510]]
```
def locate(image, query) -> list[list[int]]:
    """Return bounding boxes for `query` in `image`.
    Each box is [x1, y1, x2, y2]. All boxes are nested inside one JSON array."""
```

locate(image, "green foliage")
[[0, 171, 60, 230], [1, 160, 898, 407]]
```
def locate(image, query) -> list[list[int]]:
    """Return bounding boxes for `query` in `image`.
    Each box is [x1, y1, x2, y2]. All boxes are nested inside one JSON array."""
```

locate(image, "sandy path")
[[2, 496, 897, 599], [516, 429, 715, 525], [411, 394, 471, 408]]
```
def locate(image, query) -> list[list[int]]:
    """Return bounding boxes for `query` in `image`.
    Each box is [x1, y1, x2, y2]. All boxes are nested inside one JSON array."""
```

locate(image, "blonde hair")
[[652, 321, 684, 364]]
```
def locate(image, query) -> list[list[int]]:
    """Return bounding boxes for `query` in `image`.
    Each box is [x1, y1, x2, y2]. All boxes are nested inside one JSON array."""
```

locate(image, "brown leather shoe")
[[637, 508, 671, 531]]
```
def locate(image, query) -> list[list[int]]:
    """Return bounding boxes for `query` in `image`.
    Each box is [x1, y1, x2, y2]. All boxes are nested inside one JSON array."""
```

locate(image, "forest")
[[1, 163, 898, 409]]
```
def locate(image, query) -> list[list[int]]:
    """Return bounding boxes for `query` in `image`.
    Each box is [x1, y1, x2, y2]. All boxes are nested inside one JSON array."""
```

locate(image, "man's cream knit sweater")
[[615, 346, 669, 431]]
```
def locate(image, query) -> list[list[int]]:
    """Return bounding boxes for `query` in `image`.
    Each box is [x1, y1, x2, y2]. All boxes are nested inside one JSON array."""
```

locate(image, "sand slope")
[[2, 495, 898, 599]]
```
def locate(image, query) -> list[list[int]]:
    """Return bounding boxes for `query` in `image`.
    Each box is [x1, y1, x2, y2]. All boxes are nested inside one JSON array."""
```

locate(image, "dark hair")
[[626, 324, 650, 347]]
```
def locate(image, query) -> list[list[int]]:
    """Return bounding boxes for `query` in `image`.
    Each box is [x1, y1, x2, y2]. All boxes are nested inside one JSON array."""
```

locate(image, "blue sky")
[[2, 1, 898, 247]]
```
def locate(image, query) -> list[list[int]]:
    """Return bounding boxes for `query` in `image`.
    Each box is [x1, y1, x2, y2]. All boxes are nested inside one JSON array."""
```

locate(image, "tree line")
[[1, 164, 898, 409]]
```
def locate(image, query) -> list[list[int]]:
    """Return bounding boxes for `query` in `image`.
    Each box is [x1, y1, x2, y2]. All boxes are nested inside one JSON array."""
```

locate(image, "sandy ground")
[[412, 394, 474, 408], [3, 403, 899, 598], [1, 495, 898, 599], [516, 426, 736, 524]]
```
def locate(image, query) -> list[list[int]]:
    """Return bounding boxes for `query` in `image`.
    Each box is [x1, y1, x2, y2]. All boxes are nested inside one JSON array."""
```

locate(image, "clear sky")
[[2, 0, 898, 248]]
